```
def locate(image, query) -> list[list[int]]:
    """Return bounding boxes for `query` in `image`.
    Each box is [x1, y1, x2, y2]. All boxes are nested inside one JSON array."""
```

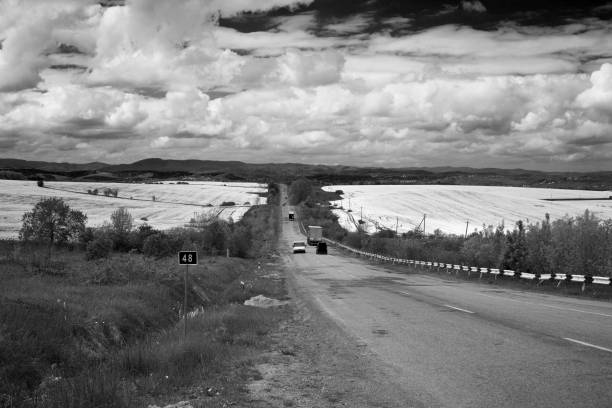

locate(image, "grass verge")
[[0, 238, 287, 407]]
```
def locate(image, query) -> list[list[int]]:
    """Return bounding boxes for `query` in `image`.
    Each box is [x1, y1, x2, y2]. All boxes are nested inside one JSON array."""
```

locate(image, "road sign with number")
[[178, 251, 197, 265]]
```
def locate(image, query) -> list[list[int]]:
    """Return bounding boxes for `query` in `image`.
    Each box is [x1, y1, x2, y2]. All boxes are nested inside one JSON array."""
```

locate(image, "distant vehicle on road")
[[316, 242, 327, 255], [292, 241, 306, 253], [307, 225, 323, 246], [288, 211, 295, 220]]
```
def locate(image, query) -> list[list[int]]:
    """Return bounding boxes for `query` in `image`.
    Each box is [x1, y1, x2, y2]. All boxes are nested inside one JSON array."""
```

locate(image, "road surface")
[[280, 190, 612, 408]]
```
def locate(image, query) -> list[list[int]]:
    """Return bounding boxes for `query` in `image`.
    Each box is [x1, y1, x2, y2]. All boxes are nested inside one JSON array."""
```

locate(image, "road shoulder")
[[245, 255, 425, 408]]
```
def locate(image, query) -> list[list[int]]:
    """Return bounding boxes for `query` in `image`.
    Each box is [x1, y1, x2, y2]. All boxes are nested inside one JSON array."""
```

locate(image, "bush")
[[86, 236, 113, 260], [142, 234, 175, 258], [220, 201, 235, 206], [37, 179, 44, 187]]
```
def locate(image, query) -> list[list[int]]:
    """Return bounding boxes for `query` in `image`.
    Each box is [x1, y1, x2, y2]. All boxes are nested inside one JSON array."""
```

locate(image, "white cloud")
[[461, 1, 487, 13], [1, 0, 612, 170], [273, 49, 345, 86], [575, 63, 612, 115]]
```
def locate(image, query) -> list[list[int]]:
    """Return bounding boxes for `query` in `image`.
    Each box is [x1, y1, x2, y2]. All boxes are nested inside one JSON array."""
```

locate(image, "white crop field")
[[0, 180, 267, 238], [323, 185, 612, 236]]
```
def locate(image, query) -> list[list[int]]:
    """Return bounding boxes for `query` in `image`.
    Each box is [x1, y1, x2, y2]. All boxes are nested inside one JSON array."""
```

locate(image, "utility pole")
[[361, 206, 363, 222], [465, 220, 469, 238]]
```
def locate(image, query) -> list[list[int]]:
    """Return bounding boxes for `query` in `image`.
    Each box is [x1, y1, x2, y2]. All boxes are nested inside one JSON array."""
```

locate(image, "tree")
[[110, 207, 133, 236], [110, 207, 134, 251], [552, 217, 578, 277], [20, 198, 87, 249], [502, 220, 528, 274], [526, 214, 554, 278], [288, 178, 312, 205]]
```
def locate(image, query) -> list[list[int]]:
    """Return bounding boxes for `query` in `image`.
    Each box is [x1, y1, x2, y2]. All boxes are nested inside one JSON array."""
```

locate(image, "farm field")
[[324, 185, 612, 235], [0, 180, 267, 238]]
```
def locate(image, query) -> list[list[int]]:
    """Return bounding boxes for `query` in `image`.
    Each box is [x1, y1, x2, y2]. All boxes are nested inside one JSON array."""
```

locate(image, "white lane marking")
[[397, 292, 475, 314], [444, 304, 475, 314], [563, 338, 612, 353], [475, 293, 612, 318]]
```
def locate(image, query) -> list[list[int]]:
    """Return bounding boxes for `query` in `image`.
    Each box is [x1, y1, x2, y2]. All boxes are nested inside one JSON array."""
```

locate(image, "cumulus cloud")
[[0, 0, 99, 91], [273, 49, 345, 86], [1, 0, 612, 170], [575, 63, 612, 116], [460, 1, 486, 13]]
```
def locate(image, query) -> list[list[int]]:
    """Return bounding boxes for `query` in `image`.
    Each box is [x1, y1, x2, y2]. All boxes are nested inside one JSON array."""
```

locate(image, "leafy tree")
[[129, 224, 158, 252], [551, 217, 577, 277], [20, 198, 87, 246], [574, 210, 604, 278], [502, 220, 528, 273], [526, 214, 554, 278], [109, 207, 134, 251], [110, 207, 133, 236], [289, 178, 312, 205]]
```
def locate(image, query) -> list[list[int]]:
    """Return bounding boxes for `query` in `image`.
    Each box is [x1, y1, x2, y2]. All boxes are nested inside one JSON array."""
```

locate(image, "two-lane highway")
[[280, 192, 612, 407]]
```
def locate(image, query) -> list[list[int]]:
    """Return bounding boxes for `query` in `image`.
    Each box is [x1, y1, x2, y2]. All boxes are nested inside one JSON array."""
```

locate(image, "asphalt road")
[[280, 192, 612, 408]]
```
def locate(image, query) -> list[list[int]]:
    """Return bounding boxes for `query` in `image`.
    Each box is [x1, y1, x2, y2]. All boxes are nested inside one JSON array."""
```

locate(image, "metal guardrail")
[[322, 237, 612, 286]]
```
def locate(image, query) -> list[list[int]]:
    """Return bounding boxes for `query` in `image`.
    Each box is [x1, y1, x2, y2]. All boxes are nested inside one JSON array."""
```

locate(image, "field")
[[324, 185, 612, 235], [0, 180, 267, 237]]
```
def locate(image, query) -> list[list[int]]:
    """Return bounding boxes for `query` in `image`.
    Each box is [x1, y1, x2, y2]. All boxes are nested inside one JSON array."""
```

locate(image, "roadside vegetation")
[[0, 183, 283, 407], [289, 179, 612, 281]]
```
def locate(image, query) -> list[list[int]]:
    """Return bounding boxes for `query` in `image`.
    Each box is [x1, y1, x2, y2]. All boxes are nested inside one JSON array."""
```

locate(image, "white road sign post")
[[178, 251, 197, 339]]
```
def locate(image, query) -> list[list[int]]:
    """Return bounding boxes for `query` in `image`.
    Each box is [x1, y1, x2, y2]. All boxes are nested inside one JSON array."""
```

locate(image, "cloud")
[[1, 0, 612, 170], [272, 49, 345, 86], [460, 1, 486, 13], [575, 63, 612, 116], [324, 14, 373, 35], [0, 0, 96, 91]]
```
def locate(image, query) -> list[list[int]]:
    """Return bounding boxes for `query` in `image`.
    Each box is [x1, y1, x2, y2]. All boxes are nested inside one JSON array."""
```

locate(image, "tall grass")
[[0, 238, 285, 407]]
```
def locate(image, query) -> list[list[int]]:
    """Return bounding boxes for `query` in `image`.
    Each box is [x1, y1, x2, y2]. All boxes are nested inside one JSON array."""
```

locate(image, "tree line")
[[17, 183, 280, 262]]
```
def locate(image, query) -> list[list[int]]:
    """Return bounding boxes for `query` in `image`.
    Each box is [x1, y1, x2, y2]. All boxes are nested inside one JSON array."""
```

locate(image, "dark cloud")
[[568, 135, 612, 146]]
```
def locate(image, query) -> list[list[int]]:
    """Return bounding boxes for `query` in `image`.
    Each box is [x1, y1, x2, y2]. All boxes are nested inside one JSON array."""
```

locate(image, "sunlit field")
[[324, 185, 612, 235], [0, 180, 267, 238]]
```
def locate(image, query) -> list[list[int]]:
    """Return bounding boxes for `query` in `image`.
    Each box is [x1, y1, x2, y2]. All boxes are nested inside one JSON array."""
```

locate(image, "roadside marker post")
[[178, 251, 198, 339]]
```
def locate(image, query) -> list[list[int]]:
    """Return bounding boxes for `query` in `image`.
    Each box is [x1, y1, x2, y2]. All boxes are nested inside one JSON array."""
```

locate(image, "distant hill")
[[1, 157, 612, 190], [0, 159, 108, 172]]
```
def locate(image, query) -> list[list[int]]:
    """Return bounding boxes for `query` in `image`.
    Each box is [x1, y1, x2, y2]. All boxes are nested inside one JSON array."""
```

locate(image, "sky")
[[1, 0, 612, 171]]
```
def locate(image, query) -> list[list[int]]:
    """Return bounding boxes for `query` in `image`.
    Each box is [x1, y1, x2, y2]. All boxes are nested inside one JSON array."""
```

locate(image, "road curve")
[[280, 188, 612, 408]]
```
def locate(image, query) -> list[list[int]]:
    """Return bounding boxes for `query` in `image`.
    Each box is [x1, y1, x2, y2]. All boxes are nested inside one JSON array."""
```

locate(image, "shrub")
[[142, 234, 175, 258], [86, 236, 113, 260], [202, 220, 231, 255], [37, 179, 44, 187]]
